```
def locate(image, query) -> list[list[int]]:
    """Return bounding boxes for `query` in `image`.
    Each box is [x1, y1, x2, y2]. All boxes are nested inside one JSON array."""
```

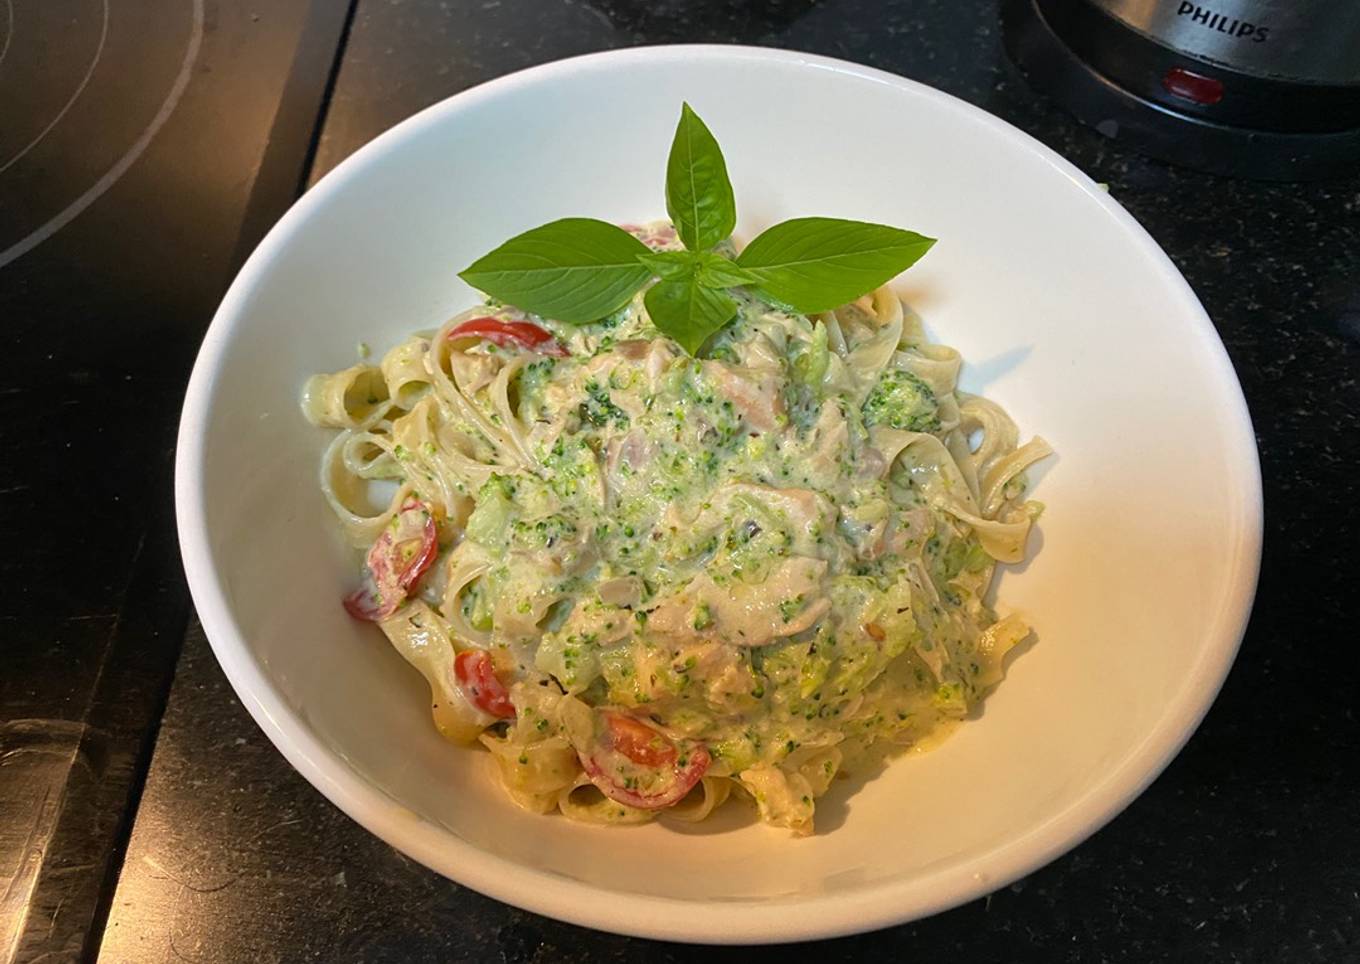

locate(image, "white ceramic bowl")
[[176, 46, 1262, 943]]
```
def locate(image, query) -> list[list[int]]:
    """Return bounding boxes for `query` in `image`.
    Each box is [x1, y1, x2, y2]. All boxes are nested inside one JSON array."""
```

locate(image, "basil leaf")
[[665, 104, 736, 252], [694, 252, 757, 288], [459, 218, 652, 323], [637, 250, 698, 281], [644, 277, 737, 356], [735, 218, 936, 313]]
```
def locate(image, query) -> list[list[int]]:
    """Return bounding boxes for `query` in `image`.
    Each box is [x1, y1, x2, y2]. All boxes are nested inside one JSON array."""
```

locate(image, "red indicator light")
[[1162, 67, 1224, 105]]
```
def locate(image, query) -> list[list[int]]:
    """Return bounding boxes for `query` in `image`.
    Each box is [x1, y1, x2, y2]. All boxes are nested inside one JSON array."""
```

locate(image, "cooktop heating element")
[[0, 0, 203, 267]]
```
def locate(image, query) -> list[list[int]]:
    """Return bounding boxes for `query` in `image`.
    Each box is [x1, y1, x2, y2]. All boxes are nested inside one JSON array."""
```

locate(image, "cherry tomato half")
[[454, 649, 516, 719], [605, 712, 677, 768], [578, 710, 709, 810], [343, 498, 438, 621], [448, 318, 569, 357]]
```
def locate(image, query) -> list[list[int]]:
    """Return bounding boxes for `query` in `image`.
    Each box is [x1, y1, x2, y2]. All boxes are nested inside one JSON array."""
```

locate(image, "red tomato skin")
[[343, 498, 437, 622], [604, 712, 677, 768], [578, 711, 709, 810], [448, 318, 569, 357], [454, 650, 516, 719]]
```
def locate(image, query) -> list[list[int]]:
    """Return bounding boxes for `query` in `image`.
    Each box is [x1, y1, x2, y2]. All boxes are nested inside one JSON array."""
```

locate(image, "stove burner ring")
[[0, 0, 108, 175], [0, 0, 204, 269], [0, 0, 14, 70]]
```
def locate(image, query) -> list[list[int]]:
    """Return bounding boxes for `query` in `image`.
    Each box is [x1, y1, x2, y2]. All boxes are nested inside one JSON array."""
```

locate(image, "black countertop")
[[0, 2, 348, 958], [4, 1, 1358, 961]]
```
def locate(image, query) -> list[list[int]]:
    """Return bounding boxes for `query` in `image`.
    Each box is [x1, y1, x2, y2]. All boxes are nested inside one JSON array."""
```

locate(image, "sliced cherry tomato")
[[454, 649, 516, 719], [605, 712, 677, 768], [448, 317, 568, 357], [343, 497, 438, 621], [578, 710, 709, 810], [342, 585, 389, 621]]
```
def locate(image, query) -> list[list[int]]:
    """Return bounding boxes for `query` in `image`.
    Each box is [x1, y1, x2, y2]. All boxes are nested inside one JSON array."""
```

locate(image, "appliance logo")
[[1176, 3, 1270, 42]]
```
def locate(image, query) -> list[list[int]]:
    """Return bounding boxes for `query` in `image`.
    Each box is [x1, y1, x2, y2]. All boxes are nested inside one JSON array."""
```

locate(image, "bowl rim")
[[175, 43, 1263, 944]]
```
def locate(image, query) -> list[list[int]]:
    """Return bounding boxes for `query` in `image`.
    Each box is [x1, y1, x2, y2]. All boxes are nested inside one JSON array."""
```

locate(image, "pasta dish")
[[302, 222, 1050, 834]]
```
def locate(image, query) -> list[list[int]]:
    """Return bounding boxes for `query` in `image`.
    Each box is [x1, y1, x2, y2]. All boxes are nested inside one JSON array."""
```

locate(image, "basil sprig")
[[457, 104, 936, 354]]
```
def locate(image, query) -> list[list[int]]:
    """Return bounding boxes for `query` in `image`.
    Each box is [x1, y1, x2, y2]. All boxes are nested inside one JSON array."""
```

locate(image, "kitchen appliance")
[[1003, 0, 1360, 180]]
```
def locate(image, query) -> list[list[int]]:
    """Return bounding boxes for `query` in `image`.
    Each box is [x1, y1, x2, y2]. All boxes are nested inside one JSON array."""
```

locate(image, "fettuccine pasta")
[[303, 222, 1050, 835]]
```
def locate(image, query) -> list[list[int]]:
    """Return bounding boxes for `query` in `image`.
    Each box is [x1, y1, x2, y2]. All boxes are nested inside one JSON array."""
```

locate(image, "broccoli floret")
[[515, 358, 558, 418], [861, 369, 940, 432], [793, 321, 830, 391], [480, 473, 517, 500], [465, 475, 517, 548], [511, 513, 578, 550], [578, 379, 629, 428]]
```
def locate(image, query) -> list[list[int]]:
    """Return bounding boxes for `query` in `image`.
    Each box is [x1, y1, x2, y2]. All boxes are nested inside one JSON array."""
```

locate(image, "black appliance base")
[[1002, 0, 1360, 181]]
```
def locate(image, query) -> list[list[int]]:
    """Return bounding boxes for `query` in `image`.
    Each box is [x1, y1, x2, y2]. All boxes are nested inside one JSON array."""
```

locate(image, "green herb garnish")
[[458, 103, 936, 354]]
